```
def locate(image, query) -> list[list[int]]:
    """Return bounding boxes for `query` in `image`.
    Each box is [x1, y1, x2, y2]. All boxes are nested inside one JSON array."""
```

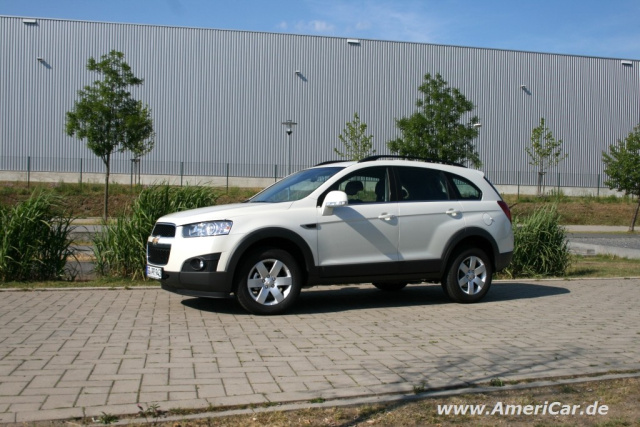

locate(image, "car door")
[[394, 166, 465, 274], [316, 166, 399, 278]]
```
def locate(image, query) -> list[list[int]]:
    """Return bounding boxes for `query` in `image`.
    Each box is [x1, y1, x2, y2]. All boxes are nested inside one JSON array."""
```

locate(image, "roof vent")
[[621, 60, 633, 66], [347, 39, 360, 45], [22, 18, 38, 25]]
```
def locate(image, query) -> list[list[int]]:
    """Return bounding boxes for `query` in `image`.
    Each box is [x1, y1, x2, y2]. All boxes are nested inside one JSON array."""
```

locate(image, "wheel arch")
[[441, 227, 499, 276], [227, 227, 315, 292]]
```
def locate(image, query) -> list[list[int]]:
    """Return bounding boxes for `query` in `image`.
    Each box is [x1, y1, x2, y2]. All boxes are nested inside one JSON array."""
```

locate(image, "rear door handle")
[[446, 208, 461, 217]]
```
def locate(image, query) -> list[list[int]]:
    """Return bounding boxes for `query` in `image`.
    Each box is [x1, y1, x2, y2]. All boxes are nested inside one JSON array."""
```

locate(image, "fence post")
[[274, 164, 278, 182], [597, 174, 600, 198], [557, 172, 560, 195], [27, 156, 31, 188], [180, 162, 184, 187], [517, 171, 520, 201], [79, 158, 83, 188], [226, 163, 230, 193]]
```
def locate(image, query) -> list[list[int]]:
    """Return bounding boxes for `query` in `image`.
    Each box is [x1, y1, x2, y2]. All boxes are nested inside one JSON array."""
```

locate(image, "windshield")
[[249, 166, 344, 203]]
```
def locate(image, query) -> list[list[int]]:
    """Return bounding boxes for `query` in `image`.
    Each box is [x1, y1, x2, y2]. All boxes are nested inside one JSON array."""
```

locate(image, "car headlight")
[[183, 220, 233, 237]]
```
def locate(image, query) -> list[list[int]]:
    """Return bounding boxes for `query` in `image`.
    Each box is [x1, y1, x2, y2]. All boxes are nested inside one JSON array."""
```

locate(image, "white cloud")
[[302, 0, 444, 42], [354, 21, 371, 31], [288, 19, 335, 34]]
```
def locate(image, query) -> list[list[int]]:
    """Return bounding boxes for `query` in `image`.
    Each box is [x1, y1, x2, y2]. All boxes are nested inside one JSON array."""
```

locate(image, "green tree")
[[66, 50, 155, 219], [334, 112, 375, 161], [128, 103, 155, 186], [602, 124, 640, 231], [526, 118, 567, 196], [387, 73, 481, 166]]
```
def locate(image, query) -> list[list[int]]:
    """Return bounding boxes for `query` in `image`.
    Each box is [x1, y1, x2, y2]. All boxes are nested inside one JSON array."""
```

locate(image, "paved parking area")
[[1, 279, 639, 423]]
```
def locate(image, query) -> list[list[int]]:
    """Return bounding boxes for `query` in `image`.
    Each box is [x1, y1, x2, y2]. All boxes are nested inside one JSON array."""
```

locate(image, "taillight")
[[497, 201, 512, 223]]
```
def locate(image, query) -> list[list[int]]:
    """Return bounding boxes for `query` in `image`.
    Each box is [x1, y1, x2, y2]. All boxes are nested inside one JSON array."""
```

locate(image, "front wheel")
[[235, 248, 302, 315], [443, 248, 492, 303]]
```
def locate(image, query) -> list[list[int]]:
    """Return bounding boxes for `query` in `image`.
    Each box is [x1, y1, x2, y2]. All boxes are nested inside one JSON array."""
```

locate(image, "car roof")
[[312, 156, 485, 180], [315, 155, 466, 168]]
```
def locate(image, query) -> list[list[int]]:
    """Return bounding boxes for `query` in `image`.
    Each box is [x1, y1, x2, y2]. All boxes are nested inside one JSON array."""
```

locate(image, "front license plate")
[[146, 265, 163, 280]]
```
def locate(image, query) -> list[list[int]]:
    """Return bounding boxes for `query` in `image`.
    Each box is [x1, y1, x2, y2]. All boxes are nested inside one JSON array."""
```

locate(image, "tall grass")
[[0, 191, 75, 281], [504, 204, 571, 278], [93, 184, 219, 279]]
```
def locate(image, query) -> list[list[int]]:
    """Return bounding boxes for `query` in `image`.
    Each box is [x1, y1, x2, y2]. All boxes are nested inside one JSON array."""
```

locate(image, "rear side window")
[[395, 167, 450, 201], [448, 174, 482, 200]]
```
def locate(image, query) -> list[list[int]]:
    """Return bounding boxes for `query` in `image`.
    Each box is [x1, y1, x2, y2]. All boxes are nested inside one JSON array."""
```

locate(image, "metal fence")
[[1, 155, 611, 191]]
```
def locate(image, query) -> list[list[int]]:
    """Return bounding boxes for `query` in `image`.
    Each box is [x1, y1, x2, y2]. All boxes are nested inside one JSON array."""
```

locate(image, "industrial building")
[[1, 15, 639, 192]]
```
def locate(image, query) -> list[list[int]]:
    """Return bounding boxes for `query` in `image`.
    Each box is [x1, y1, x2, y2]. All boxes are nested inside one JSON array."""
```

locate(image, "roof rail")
[[314, 160, 348, 166], [358, 155, 466, 168]]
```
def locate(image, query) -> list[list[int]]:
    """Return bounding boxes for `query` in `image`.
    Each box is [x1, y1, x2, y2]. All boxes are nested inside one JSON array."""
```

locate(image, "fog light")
[[190, 258, 206, 271]]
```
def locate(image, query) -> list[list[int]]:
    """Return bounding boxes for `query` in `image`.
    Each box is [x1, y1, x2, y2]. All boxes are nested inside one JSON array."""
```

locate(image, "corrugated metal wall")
[[1, 16, 639, 187]]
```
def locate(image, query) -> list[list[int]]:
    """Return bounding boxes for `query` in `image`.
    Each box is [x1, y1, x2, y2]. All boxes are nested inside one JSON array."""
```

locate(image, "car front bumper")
[[159, 270, 233, 298]]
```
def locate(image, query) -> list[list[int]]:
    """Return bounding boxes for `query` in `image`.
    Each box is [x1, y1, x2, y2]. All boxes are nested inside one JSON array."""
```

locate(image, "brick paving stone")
[[107, 392, 139, 405], [41, 392, 80, 410], [0, 280, 639, 422], [9, 402, 43, 413], [16, 407, 84, 423], [0, 412, 14, 423], [169, 390, 198, 400], [137, 391, 168, 403], [251, 382, 281, 394], [196, 384, 227, 398]]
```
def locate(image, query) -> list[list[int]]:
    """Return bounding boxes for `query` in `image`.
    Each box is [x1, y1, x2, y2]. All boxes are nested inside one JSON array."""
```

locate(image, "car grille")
[[147, 243, 171, 265], [148, 223, 175, 266], [152, 223, 176, 237]]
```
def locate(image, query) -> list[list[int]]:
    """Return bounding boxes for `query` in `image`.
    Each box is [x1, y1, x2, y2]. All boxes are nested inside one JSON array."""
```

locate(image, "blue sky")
[[2, 0, 640, 59]]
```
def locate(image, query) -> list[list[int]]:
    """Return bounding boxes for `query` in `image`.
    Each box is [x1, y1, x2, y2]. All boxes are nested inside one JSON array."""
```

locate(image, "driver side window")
[[330, 166, 391, 204]]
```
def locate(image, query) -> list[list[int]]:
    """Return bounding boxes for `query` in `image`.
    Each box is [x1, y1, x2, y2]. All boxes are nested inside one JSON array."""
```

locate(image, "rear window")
[[448, 174, 482, 200]]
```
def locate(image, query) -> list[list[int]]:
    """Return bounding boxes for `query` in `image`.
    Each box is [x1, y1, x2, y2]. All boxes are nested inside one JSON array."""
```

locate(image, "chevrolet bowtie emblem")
[[152, 237, 160, 245]]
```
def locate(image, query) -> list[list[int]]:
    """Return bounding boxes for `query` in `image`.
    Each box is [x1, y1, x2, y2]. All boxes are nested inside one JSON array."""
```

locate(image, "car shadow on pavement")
[[181, 282, 569, 315]]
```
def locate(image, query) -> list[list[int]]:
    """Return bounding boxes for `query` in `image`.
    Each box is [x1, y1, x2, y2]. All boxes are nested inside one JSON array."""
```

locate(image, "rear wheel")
[[372, 282, 408, 292], [235, 248, 302, 315], [443, 248, 492, 303]]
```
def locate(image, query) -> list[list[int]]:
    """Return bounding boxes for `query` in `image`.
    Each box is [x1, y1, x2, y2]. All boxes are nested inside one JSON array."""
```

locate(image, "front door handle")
[[378, 213, 395, 221]]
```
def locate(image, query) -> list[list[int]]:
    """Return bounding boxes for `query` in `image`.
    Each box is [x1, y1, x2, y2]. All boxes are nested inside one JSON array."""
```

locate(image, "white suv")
[[147, 157, 514, 315]]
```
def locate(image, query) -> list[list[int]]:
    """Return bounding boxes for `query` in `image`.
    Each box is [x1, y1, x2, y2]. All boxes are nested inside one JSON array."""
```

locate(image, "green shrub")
[[504, 204, 571, 278], [0, 191, 75, 281], [93, 184, 219, 279]]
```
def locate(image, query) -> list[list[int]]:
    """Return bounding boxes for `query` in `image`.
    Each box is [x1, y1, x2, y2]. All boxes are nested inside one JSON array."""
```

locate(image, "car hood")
[[155, 202, 294, 226]]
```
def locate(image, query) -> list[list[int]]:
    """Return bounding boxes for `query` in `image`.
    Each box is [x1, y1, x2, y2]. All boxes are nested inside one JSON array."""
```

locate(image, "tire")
[[373, 282, 408, 292], [235, 248, 302, 315], [440, 282, 451, 299], [443, 248, 492, 303]]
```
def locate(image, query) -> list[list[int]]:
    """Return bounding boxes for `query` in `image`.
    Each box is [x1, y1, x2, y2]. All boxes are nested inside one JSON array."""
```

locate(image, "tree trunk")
[[537, 171, 546, 197], [630, 197, 640, 232], [103, 155, 110, 221]]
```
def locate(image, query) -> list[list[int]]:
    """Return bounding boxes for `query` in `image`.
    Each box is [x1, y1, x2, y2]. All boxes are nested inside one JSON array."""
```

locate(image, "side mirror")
[[321, 191, 348, 216]]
